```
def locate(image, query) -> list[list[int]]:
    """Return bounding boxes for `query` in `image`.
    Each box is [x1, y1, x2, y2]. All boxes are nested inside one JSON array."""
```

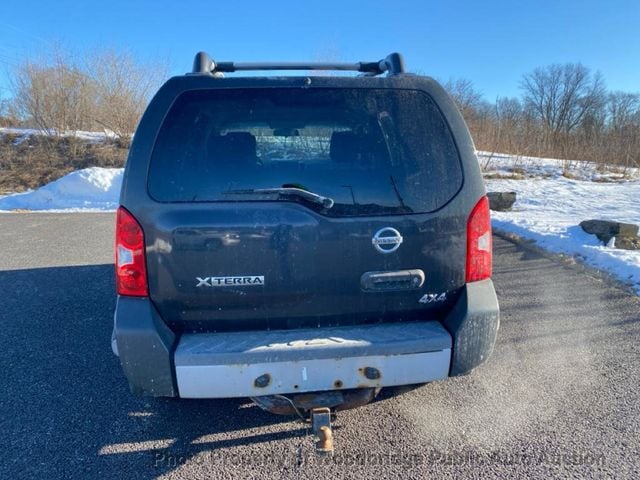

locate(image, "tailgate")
[[144, 203, 466, 329]]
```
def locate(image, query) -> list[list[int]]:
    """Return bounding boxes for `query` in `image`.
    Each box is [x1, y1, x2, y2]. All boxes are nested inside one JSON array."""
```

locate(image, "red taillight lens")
[[466, 196, 492, 283], [115, 206, 148, 297]]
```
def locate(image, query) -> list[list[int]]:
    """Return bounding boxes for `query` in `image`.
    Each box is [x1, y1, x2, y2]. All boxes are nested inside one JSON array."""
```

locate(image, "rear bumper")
[[443, 278, 500, 376], [175, 322, 452, 398], [112, 279, 499, 397]]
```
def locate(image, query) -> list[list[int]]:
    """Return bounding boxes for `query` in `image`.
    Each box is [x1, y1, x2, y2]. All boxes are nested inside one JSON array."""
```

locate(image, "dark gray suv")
[[112, 52, 499, 423]]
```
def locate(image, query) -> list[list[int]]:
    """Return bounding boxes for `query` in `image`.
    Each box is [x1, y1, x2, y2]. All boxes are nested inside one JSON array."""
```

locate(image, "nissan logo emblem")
[[372, 227, 403, 254]]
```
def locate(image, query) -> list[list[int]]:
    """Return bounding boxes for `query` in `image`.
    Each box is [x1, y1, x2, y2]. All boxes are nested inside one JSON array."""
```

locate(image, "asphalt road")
[[1, 213, 639, 479]]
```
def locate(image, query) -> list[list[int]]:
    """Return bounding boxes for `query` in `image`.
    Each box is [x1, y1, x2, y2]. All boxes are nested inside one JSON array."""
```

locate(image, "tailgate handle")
[[360, 269, 425, 292]]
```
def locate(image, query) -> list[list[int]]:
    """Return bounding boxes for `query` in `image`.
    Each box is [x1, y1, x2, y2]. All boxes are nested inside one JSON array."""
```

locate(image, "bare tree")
[[88, 49, 167, 137], [496, 97, 526, 153], [9, 46, 168, 138], [11, 49, 96, 135], [438, 67, 637, 169], [0, 96, 17, 127], [606, 91, 640, 171], [520, 63, 606, 138], [443, 78, 483, 120], [607, 91, 640, 131]]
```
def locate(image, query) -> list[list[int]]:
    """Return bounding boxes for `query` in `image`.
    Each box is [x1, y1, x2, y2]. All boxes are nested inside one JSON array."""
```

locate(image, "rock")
[[487, 192, 516, 211], [614, 236, 640, 250], [579, 219, 639, 243]]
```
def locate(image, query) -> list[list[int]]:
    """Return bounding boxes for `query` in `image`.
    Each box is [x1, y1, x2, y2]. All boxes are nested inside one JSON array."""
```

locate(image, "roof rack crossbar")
[[191, 52, 406, 76]]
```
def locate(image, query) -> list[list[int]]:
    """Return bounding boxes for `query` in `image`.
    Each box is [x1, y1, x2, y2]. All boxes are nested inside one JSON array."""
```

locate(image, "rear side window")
[[148, 88, 463, 215]]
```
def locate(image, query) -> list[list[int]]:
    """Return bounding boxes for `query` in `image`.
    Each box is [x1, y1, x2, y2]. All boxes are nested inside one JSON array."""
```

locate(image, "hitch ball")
[[317, 426, 334, 453]]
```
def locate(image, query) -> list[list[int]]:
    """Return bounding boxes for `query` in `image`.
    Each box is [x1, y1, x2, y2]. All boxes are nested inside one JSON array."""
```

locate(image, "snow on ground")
[[0, 127, 116, 145], [478, 151, 640, 293], [478, 151, 638, 182], [0, 167, 122, 211], [486, 175, 640, 294]]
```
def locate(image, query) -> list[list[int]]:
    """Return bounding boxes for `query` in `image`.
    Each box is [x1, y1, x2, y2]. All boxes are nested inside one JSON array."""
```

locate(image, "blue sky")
[[1, 0, 639, 102]]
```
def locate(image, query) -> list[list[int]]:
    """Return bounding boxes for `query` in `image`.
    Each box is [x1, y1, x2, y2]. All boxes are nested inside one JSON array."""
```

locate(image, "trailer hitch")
[[251, 388, 380, 454], [310, 407, 334, 455]]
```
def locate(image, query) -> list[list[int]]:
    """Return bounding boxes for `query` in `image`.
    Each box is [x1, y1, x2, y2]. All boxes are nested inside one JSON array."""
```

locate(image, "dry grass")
[[0, 134, 128, 193], [482, 172, 526, 180], [561, 170, 581, 180]]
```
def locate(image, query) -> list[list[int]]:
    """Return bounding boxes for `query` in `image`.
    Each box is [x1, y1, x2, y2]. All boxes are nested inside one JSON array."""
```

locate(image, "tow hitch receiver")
[[311, 407, 334, 455], [251, 388, 380, 455]]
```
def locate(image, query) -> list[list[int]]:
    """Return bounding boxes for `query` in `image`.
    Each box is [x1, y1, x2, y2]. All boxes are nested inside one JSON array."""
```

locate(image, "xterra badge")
[[197, 276, 265, 287]]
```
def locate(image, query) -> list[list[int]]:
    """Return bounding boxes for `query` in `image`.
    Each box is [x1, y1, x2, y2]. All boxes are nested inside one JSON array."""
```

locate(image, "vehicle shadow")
[[0, 264, 307, 479]]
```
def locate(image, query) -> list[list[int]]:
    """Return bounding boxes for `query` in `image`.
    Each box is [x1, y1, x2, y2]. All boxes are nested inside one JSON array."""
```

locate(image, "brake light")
[[466, 196, 492, 283], [115, 206, 148, 296]]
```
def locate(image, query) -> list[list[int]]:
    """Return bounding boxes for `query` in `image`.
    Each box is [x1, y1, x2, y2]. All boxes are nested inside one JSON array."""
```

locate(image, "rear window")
[[148, 87, 463, 216]]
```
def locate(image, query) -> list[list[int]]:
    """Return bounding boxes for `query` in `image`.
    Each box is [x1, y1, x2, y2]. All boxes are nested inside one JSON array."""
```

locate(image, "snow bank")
[[0, 167, 123, 211], [0, 127, 115, 144], [487, 176, 640, 294], [478, 151, 638, 182]]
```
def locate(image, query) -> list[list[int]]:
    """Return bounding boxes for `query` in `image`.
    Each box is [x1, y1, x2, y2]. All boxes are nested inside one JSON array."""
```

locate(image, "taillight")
[[466, 196, 492, 283], [115, 206, 148, 296]]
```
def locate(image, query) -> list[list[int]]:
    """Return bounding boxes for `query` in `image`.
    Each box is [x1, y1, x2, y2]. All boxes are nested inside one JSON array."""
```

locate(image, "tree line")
[[445, 63, 640, 170], [0, 48, 167, 138], [1, 50, 638, 170]]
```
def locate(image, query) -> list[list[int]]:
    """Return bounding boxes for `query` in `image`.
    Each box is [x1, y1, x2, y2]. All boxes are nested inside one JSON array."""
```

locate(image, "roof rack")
[[191, 52, 406, 77]]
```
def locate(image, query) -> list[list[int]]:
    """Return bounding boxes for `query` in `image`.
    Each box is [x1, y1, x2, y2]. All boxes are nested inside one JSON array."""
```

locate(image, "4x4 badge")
[[372, 227, 403, 254], [419, 292, 447, 304]]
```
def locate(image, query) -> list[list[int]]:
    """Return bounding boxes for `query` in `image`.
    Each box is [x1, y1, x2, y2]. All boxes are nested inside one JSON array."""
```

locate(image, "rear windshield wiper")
[[223, 187, 335, 209]]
